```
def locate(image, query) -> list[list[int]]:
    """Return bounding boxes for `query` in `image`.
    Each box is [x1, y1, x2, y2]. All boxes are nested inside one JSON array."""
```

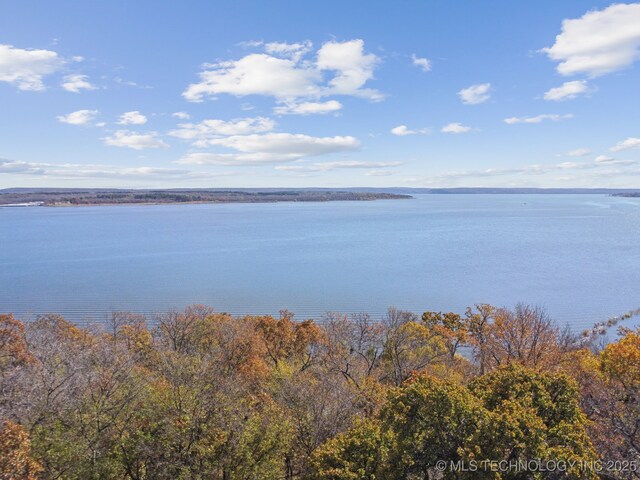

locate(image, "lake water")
[[1, 194, 639, 332]]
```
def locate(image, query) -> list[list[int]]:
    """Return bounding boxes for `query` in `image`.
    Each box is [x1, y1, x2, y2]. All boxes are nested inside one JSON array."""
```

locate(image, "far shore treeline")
[[1, 304, 639, 479], [0, 189, 411, 207], [3, 188, 640, 207]]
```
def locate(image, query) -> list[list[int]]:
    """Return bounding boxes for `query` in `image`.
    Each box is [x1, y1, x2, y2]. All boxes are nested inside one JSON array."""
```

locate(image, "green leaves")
[[311, 366, 596, 480]]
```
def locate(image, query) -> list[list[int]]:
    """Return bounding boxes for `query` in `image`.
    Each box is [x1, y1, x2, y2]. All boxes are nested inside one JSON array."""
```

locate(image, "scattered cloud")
[[407, 156, 639, 185], [391, 125, 430, 136], [264, 40, 312, 61], [183, 53, 321, 101], [177, 133, 359, 165], [411, 54, 431, 72], [0, 157, 232, 180], [169, 117, 275, 146], [441, 122, 472, 133], [113, 77, 153, 89], [365, 169, 395, 176], [610, 137, 640, 152], [316, 39, 381, 99], [504, 113, 573, 124], [593, 155, 635, 166], [183, 39, 381, 103], [238, 40, 264, 48], [543, 80, 590, 101], [565, 147, 591, 157], [0, 43, 64, 91], [458, 83, 491, 105], [104, 130, 169, 150], [61, 74, 96, 93], [56, 109, 99, 126], [274, 100, 342, 115], [117, 111, 148, 125], [172, 111, 190, 120], [542, 3, 640, 77], [275, 160, 401, 173]]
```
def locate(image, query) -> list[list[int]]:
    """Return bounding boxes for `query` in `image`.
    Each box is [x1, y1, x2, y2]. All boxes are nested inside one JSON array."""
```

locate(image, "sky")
[[1, 0, 640, 189]]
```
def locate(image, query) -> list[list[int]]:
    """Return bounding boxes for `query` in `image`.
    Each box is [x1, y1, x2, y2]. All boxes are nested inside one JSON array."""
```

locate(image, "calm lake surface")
[[1, 194, 639, 331]]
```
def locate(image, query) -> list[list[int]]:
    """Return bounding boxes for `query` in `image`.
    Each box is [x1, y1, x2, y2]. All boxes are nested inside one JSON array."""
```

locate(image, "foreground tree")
[[312, 365, 596, 479], [598, 328, 640, 478], [0, 304, 622, 479]]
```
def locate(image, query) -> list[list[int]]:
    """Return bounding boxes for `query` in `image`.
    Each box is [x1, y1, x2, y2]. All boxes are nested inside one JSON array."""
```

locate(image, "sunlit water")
[[2, 194, 639, 332]]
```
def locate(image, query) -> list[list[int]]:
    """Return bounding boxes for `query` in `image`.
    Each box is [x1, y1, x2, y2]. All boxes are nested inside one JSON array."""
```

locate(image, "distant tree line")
[[0, 190, 411, 206], [1, 304, 639, 479]]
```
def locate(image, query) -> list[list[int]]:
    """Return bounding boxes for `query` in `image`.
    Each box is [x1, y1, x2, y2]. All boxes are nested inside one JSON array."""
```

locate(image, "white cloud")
[[169, 117, 275, 146], [543, 80, 590, 101], [406, 156, 639, 185], [56, 109, 99, 126], [593, 155, 635, 166], [183, 53, 321, 102], [316, 39, 381, 99], [274, 100, 342, 115], [458, 83, 491, 105], [441, 122, 472, 134], [172, 111, 191, 120], [104, 130, 169, 150], [177, 133, 359, 165], [610, 137, 640, 152], [0, 157, 232, 180], [183, 39, 381, 103], [391, 125, 430, 136], [565, 148, 591, 157], [117, 111, 148, 125], [114, 77, 153, 89], [0, 44, 64, 91], [61, 74, 96, 93], [365, 169, 395, 176], [275, 160, 401, 173], [542, 3, 640, 77], [212, 133, 358, 156], [411, 54, 431, 72], [176, 152, 281, 166], [264, 40, 312, 61], [504, 113, 573, 124]]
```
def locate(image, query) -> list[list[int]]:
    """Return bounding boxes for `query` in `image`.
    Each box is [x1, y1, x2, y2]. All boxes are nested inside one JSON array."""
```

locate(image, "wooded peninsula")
[[1, 304, 639, 479], [0, 189, 411, 206]]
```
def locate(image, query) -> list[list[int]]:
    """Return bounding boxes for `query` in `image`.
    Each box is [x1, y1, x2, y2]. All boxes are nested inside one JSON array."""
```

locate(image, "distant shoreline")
[[2, 187, 640, 207], [612, 192, 640, 198], [0, 190, 412, 207]]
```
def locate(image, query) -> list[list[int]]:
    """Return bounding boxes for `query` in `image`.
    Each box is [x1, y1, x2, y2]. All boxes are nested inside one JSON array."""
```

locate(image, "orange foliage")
[[0, 421, 42, 480], [0, 314, 33, 370]]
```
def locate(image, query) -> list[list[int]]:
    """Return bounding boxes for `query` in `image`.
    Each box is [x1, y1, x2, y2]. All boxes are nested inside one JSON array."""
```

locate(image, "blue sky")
[[1, 0, 640, 188]]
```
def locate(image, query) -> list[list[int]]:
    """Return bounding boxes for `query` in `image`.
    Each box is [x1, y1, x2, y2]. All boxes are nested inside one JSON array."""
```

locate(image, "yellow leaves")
[[0, 313, 33, 369], [32, 313, 95, 348], [254, 313, 324, 371], [600, 329, 640, 387], [0, 421, 42, 480]]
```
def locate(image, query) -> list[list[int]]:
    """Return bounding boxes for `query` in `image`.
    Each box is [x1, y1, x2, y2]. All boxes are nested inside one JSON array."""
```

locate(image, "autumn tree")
[[0, 420, 42, 480], [309, 418, 387, 480], [597, 328, 640, 476], [313, 365, 596, 479], [380, 307, 448, 386]]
